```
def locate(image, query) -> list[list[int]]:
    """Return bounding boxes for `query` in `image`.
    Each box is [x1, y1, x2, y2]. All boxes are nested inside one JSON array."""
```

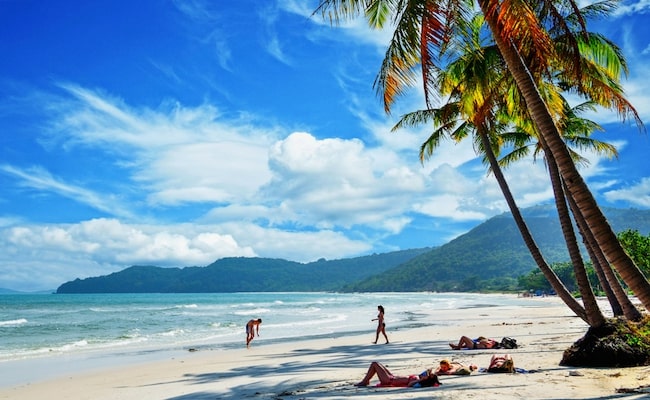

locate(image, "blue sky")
[[1, 1, 649, 292]]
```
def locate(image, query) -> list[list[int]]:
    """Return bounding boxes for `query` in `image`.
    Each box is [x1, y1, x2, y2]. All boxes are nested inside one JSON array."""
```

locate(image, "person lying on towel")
[[354, 361, 441, 388]]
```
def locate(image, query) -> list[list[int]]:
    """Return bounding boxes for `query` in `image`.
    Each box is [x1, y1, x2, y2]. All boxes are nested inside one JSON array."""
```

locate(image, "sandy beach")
[[2, 295, 650, 400]]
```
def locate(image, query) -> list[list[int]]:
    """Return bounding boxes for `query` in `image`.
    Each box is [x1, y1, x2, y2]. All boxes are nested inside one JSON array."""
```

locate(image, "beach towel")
[[478, 367, 534, 373]]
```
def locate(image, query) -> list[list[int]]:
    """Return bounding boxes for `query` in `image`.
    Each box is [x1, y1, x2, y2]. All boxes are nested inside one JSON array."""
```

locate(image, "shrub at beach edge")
[[561, 317, 650, 367]]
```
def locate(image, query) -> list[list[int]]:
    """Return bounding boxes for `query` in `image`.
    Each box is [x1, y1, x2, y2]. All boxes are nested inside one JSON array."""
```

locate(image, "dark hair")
[[257, 318, 262, 323], [419, 374, 441, 387], [377, 305, 385, 313], [487, 358, 514, 373]]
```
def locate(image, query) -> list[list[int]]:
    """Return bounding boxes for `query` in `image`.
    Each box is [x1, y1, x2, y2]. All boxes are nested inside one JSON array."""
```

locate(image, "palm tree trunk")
[[584, 239, 624, 317], [543, 144, 606, 327], [478, 129, 587, 322], [565, 181, 643, 321], [479, 0, 650, 311]]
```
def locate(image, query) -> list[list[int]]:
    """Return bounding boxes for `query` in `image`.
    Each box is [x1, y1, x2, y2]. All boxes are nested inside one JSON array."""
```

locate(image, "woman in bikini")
[[434, 359, 478, 375], [372, 305, 389, 344], [486, 354, 515, 373], [354, 361, 440, 387], [449, 335, 497, 350]]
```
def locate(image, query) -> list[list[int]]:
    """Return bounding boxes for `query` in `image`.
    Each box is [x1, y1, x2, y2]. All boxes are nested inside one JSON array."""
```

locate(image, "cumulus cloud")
[[260, 132, 425, 230]]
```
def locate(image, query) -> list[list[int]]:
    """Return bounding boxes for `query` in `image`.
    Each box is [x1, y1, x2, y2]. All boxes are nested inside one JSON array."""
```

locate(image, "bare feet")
[[354, 382, 368, 387], [449, 343, 459, 350]]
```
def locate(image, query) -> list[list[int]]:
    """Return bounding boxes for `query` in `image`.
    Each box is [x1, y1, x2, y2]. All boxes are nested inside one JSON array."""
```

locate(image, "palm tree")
[[394, 13, 589, 322], [315, 0, 650, 310], [405, 11, 638, 326], [476, 0, 650, 310], [495, 0, 646, 320]]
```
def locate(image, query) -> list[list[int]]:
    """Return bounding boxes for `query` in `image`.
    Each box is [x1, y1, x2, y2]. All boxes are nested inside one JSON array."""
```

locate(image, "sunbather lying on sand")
[[354, 361, 441, 388], [434, 359, 478, 375], [449, 335, 498, 350], [486, 354, 515, 373]]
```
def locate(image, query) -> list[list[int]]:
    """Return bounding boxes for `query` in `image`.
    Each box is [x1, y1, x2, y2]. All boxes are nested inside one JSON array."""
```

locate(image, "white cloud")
[[42, 84, 277, 208], [0, 164, 135, 219], [171, 0, 233, 70], [413, 163, 503, 221], [260, 132, 425, 230], [0, 218, 372, 290], [139, 141, 271, 205], [203, 221, 371, 262], [604, 177, 650, 206], [4, 219, 256, 266], [258, 4, 292, 65], [612, 0, 650, 16], [284, 0, 394, 51]]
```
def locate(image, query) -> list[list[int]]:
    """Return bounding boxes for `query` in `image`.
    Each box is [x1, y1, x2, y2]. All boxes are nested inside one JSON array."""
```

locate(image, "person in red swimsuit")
[[354, 361, 440, 387]]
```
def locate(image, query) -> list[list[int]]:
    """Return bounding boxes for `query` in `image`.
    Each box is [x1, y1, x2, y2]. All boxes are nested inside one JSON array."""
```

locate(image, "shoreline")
[[3, 296, 650, 399]]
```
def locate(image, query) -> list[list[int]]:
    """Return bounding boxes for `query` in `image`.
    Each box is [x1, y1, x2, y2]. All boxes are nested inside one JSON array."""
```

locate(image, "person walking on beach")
[[372, 305, 389, 344], [246, 318, 262, 348]]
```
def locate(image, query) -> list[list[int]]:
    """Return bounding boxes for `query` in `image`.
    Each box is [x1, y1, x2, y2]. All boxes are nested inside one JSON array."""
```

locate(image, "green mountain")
[[344, 205, 650, 292], [55, 205, 650, 294], [56, 248, 431, 293]]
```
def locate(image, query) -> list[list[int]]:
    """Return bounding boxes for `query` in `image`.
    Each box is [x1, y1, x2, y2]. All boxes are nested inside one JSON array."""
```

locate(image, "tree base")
[[560, 317, 650, 367]]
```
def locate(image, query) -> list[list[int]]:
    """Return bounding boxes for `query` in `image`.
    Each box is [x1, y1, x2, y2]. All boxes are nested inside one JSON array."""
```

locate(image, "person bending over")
[[245, 318, 262, 348]]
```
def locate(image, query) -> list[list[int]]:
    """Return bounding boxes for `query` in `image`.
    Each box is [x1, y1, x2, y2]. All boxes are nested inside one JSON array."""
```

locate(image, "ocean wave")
[[233, 307, 271, 316], [0, 318, 28, 327], [175, 304, 198, 309], [160, 329, 186, 337], [58, 340, 89, 352]]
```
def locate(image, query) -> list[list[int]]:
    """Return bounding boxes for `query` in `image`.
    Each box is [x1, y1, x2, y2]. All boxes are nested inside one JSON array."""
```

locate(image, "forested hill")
[[344, 205, 650, 292], [56, 205, 650, 294], [55, 248, 431, 293]]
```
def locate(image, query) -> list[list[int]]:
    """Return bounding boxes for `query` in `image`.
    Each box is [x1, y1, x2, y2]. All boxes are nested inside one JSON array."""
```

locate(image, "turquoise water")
[[0, 292, 538, 364]]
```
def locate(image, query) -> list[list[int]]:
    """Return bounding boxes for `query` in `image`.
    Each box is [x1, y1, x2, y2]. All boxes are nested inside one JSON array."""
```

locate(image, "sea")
[[0, 292, 546, 387]]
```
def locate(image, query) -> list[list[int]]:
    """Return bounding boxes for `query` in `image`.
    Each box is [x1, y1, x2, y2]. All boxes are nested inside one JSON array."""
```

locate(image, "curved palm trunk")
[[478, 129, 587, 321], [543, 144, 605, 326], [584, 239, 624, 317], [479, 1, 650, 311], [565, 181, 643, 321]]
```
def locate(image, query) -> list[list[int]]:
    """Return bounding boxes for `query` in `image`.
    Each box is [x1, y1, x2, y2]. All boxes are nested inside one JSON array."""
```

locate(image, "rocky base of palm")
[[560, 317, 650, 367]]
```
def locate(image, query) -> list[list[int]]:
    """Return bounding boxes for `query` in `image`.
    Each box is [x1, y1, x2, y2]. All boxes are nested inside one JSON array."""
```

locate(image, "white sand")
[[2, 296, 650, 399]]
